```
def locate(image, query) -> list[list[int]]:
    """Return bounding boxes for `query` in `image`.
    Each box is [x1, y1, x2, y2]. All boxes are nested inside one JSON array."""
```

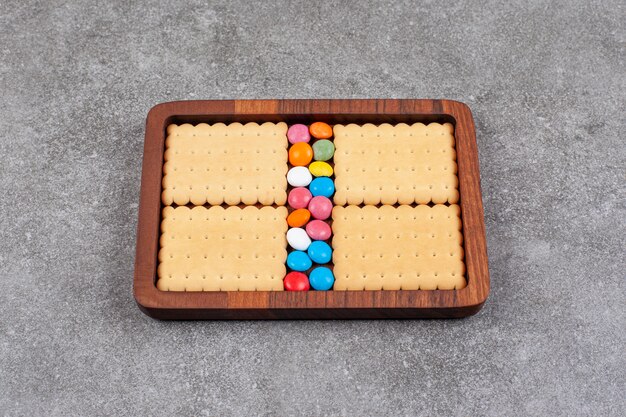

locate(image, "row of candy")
[[284, 123, 336, 291]]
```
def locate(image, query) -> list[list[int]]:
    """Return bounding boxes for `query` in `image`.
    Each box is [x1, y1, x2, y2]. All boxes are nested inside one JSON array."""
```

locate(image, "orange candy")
[[309, 122, 332, 139], [287, 209, 311, 228], [289, 142, 313, 166]]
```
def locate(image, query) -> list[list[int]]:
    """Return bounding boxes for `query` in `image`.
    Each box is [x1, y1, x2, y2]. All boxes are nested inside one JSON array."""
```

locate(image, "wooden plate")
[[133, 99, 489, 319]]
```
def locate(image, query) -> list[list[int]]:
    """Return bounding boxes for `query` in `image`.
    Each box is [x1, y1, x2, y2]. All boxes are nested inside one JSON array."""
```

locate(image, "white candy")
[[287, 166, 312, 187], [286, 227, 311, 251]]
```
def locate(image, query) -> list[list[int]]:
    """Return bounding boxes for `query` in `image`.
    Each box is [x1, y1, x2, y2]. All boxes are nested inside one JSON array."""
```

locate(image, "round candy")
[[284, 271, 310, 291], [308, 196, 332, 220], [287, 209, 311, 228], [287, 124, 310, 144], [309, 161, 333, 178], [309, 177, 335, 198], [287, 187, 312, 209], [307, 241, 332, 264], [287, 166, 312, 187], [309, 122, 333, 139], [286, 251, 312, 272], [306, 220, 332, 241], [309, 267, 334, 290], [288, 142, 313, 166], [312, 139, 335, 161], [287, 227, 311, 251]]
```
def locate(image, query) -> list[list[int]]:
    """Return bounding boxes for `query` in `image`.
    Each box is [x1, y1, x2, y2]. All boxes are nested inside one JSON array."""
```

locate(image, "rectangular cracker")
[[162, 122, 288, 206], [157, 206, 288, 291], [333, 123, 459, 205], [331, 205, 466, 290]]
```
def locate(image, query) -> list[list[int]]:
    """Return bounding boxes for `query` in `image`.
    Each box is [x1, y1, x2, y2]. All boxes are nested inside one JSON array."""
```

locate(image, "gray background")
[[1, 0, 624, 416]]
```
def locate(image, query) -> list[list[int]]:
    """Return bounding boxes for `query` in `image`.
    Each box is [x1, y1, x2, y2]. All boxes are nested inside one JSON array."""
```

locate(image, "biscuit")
[[157, 205, 288, 291], [162, 122, 288, 206], [332, 205, 466, 290], [333, 123, 459, 205]]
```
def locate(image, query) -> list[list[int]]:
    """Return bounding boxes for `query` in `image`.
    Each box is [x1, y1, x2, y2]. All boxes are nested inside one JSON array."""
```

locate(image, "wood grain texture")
[[133, 99, 489, 319]]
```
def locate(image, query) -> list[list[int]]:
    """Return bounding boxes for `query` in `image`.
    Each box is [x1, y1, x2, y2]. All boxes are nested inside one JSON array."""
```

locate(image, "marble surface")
[[0, 1, 624, 415]]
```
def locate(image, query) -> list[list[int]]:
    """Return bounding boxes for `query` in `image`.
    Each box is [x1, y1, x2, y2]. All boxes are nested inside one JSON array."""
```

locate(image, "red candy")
[[284, 271, 310, 291], [288, 187, 312, 209], [308, 196, 332, 220], [306, 220, 332, 241]]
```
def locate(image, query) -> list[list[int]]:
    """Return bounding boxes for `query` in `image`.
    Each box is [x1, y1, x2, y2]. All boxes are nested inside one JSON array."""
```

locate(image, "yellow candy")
[[309, 161, 333, 177]]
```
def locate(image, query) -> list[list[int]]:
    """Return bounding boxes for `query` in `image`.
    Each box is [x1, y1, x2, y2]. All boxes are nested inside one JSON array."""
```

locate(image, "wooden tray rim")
[[133, 99, 489, 319]]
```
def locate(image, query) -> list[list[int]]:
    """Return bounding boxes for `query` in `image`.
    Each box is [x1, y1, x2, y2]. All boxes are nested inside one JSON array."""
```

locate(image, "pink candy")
[[306, 220, 332, 241], [308, 196, 332, 220], [287, 124, 311, 144], [288, 187, 312, 209]]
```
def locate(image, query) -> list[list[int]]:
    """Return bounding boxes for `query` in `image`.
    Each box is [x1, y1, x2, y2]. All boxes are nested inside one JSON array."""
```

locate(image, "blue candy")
[[309, 267, 335, 291], [286, 250, 312, 272], [307, 241, 332, 264], [309, 177, 335, 198]]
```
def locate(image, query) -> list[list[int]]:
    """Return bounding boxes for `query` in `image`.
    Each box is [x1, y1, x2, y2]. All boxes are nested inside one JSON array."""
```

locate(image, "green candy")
[[312, 140, 335, 161]]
